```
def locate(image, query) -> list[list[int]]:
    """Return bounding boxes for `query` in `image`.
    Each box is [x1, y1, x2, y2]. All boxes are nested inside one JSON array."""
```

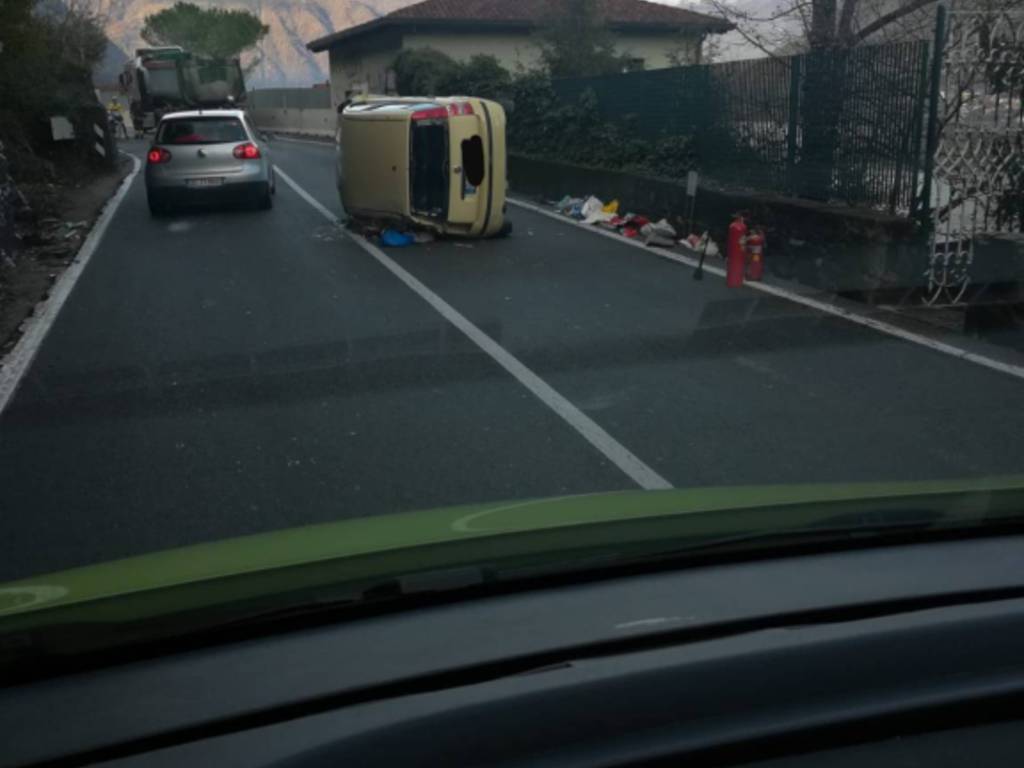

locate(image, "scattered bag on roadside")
[[555, 195, 582, 214], [641, 218, 677, 248], [690, 231, 721, 258], [602, 199, 620, 214], [580, 196, 605, 221], [584, 210, 617, 225]]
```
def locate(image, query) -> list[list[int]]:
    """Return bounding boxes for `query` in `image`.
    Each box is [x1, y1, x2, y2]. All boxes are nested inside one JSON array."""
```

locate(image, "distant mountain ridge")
[[99, 0, 416, 87]]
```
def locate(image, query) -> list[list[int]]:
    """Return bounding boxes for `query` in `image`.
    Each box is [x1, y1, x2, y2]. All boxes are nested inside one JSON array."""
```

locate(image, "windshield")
[[2, 0, 1024, 662], [156, 117, 246, 144]]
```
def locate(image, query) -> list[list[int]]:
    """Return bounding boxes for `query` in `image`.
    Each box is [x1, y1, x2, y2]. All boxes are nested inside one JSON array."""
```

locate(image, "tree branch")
[[854, 0, 940, 43], [837, 0, 860, 41], [704, 0, 806, 57]]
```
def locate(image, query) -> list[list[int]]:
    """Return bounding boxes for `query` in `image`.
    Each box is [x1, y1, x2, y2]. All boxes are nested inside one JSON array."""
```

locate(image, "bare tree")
[[704, 0, 1024, 54]]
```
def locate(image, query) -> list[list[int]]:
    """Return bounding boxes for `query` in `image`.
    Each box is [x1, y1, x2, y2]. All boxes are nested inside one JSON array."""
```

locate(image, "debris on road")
[[641, 219, 677, 248], [380, 229, 416, 247], [687, 232, 720, 258], [547, 193, 736, 277]]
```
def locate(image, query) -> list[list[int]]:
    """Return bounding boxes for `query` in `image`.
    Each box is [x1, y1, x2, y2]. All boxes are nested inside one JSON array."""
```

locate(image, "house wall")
[[325, 28, 705, 104], [401, 31, 546, 72], [401, 30, 703, 71], [612, 35, 703, 69], [329, 47, 402, 104]]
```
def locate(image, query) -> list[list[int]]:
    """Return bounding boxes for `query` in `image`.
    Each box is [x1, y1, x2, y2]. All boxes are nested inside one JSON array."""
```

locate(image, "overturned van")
[[336, 96, 508, 238]]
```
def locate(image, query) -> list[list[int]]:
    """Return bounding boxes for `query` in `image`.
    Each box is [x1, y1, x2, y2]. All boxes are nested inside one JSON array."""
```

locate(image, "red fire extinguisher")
[[746, 228, 765, 282], [726, 213, 748, 288]]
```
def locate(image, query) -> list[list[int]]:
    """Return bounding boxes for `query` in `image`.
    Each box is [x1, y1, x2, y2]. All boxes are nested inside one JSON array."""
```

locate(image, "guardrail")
[[248, 106, 334, 138], [246, 88, 334, 138]]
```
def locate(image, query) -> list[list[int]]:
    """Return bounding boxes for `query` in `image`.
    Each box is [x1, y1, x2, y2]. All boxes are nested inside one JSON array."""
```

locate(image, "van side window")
[[462, 136, 485, 187]]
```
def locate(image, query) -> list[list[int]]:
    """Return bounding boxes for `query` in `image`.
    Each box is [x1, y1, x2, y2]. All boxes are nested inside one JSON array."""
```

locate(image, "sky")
[[651, 0, 800, 61]]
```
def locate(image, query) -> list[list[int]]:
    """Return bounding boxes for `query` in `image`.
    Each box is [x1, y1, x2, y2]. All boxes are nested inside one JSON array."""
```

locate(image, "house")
[[307, 0, 732, 106]]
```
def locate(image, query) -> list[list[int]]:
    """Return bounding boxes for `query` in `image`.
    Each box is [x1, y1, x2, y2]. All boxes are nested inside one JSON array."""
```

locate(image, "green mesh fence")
[[552, 41, 931, 215]]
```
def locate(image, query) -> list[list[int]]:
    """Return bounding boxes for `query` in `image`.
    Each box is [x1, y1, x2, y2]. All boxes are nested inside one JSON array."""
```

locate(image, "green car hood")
[[3, 475, 1024, 660]]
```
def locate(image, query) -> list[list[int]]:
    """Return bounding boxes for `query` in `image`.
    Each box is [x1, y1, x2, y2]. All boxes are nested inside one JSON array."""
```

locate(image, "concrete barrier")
[[248, 107, 333, 138]]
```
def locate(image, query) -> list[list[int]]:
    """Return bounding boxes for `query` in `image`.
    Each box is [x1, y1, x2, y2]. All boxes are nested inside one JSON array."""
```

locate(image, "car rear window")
[[157, 117, 246, 145]]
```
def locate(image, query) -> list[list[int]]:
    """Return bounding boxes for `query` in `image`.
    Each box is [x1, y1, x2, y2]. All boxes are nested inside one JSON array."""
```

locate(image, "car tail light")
[[447, 102, 474, 116], [411, 106, 448, 121], [233, 142, 261, 160], [147, 147, 171, 164]]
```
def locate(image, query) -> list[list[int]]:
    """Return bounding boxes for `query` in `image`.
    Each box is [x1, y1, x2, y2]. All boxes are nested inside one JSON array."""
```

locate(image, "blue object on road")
[[381, 229, 415, 247]]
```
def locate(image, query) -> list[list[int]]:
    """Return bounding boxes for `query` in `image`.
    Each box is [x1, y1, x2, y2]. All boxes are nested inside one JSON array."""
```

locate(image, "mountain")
[[100, 0, 418, 87], [95, 40, 131, 86]]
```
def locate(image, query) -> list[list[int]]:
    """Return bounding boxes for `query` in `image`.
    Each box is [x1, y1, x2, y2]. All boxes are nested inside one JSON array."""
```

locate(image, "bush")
[[392, 48, 462, 97], [393, 48, 513, 103], [506, 75, 696, 180], [443, 55, 512, 101], [388, 50, 696, 181], [0, 0, 109, 176]]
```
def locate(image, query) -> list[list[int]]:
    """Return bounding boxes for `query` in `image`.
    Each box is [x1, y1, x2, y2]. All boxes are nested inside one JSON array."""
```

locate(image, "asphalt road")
[[2, 136, 1024, 581]]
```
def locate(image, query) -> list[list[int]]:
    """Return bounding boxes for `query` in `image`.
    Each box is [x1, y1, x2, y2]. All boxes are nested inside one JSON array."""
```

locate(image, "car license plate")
[[185, 177, 224, 188]]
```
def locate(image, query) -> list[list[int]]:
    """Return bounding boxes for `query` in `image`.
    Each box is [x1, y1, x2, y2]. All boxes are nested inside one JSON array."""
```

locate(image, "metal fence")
[[926, 5, 1024, 303], [552, 41, 931, 215], [246, 87, 331, 110]]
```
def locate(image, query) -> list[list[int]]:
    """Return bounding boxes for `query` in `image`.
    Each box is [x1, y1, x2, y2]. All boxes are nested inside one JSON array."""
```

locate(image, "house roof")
[[308, 0, 732, 53]]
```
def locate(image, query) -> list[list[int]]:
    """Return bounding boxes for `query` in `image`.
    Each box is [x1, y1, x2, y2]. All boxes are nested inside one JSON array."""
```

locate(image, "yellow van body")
[[336, 96, 507, 238]]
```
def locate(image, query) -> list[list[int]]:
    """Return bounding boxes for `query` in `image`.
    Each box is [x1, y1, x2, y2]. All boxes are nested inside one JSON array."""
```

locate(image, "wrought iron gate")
[[927, 3, 1024, 304]]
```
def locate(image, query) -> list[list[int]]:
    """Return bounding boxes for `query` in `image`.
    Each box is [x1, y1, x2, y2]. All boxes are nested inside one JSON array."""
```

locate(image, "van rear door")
[[447, 108, 488, 225]]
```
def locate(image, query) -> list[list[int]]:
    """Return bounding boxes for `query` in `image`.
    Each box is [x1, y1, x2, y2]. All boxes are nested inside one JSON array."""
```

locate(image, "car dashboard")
[[3, 534, 1024, 768]]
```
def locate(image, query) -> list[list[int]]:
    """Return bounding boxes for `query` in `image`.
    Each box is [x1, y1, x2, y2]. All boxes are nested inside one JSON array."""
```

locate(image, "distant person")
[[107, 97, 128, 140]]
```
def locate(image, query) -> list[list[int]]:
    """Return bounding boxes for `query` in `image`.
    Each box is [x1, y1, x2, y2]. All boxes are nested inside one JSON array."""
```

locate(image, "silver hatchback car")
[[145, 109, 274, 215]]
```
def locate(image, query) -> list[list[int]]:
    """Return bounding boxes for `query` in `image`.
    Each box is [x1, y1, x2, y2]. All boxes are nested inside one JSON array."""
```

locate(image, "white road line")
[[509, 197, 1024, 382], [274, 165, 673, 491], [0, 154, 142, 416]]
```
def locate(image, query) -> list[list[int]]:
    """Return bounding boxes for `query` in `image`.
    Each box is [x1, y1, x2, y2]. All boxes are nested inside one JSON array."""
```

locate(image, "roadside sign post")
[[685, 170, 699, 235]]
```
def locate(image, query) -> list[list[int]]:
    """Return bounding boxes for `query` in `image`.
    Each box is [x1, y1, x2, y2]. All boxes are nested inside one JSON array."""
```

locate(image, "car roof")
[[160, 109, 247, 120]]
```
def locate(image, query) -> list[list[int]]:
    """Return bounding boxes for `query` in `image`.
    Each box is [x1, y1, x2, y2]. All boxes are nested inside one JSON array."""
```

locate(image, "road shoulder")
[[0, 153, 140, 413]]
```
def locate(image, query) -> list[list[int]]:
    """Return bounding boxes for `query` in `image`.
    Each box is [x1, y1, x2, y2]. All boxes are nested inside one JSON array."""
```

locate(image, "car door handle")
[[452, 166, 462, 175]]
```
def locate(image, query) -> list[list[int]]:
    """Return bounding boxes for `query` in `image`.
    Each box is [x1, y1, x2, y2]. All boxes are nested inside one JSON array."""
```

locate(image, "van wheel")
[[494, 221, 513, 238]]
